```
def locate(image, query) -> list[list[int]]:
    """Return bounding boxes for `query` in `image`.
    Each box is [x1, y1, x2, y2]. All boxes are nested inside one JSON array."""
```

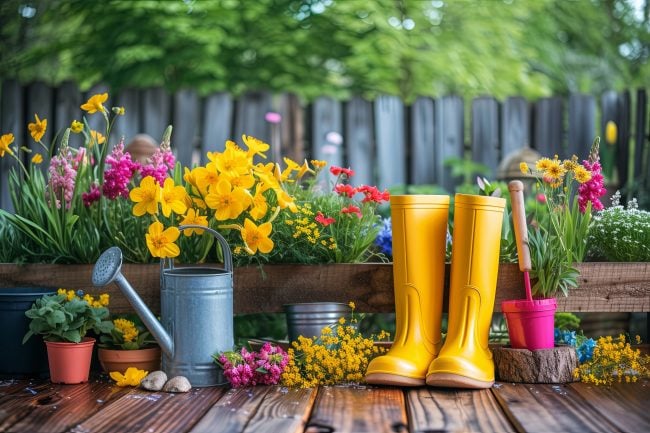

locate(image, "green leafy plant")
[[99, 317, 157, 350], [23, 289, 113, 343]]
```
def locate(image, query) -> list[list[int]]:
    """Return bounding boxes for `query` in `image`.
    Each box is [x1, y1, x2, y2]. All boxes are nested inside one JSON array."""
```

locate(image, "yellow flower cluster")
[[113, 318, 139, 342], [574, 334, 650, 385], [281, 306, 389, 388], [285, 204, 336, 249], [57, 288, 109, 308], [521, 154, 592, 188]]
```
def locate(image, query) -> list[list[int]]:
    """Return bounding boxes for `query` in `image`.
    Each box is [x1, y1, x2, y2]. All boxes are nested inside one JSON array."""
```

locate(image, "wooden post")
[[471, 96, 500, 178], [410, 97, 436, 185], [434, 95, 464, 192], [201, 92, 233, 162], [375, 95, 405, 189], [173, 89, 199, 167], [501, 96, 529, 158], [54, 81, 83, 149], [568, 93, 595, 159], [142, 87, 171, 141], [345, 96, 374, 187], [533, 97, 564, 158]]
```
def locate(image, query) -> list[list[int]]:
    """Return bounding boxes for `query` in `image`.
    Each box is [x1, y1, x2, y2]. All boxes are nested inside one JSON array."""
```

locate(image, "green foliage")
[[99, 316, 157, 350], [528, 227, 579, 298], [23, 292, 112, 343], [555, 312, 581, 331]]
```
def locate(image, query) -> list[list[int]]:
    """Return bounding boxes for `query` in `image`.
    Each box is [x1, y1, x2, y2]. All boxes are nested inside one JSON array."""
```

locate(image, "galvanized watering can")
[[92, 225, 234, 387]]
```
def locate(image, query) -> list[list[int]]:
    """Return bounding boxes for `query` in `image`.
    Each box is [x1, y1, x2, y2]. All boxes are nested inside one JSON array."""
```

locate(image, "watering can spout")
[[92, 247, 173, 357]]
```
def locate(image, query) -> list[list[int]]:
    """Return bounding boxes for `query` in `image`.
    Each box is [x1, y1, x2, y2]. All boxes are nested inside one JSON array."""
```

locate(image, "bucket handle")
[[162, 224, 233, 273]]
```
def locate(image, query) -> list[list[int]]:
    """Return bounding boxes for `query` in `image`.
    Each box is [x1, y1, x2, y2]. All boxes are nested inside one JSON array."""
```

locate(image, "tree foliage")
[[1, 0, 647, 101]]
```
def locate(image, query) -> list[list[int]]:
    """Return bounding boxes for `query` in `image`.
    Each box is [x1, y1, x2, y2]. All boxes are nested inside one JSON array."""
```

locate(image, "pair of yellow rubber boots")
[[365, 194, 505, 388]]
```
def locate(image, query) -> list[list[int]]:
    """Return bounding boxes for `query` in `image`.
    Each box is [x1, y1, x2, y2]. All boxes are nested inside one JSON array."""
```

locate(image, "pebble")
[[140, 371, 168, 391], [162, 376, 192, 393]]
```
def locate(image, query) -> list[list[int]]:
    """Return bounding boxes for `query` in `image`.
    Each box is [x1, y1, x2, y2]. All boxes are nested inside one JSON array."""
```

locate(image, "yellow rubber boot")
[[365, 195, 449, 386], [426, 194, 505, 389]]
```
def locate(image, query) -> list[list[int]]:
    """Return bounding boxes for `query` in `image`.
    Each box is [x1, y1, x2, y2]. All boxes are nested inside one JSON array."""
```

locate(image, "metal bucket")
[[284, 302, 352, 342], [160, 225, 234, 386]]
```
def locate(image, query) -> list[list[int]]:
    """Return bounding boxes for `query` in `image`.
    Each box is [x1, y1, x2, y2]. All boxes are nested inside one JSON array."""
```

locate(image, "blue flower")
[[554, 329, 577, 346], [577, 338, 596, 363], [375, 217, 392, 257]]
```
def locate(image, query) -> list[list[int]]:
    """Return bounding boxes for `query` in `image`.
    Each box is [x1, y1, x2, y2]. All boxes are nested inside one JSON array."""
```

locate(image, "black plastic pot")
[[0, 287, 56, 378]]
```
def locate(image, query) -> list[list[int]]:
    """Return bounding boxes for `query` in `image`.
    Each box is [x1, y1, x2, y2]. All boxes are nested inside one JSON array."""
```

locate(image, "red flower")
[[330, 166, 355, 177], [341, 205, 362, 218], [358, 185, 390, 203], [334, 184, 357, 198], [315, 211, 336, 226]]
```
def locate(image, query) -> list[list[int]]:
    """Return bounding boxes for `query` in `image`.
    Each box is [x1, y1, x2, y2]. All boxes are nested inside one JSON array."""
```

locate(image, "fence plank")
[[114, 88, 142, 147], [277, 93, 304, 163], [312, 96, 344, 175], [410, 97, 435, 185], [533, 96, 564, 157], [472, 96, 500, 177], [173, 89, 200, 167], [346, 96, 374, 187], [201, 92, 233, 161], [26, 82, 54, 164], [376, 95, 405, 189], [634, 89, 647, 185], [0, 80, 23, 212], [142, 87, 171, 141], [601, 90, 619, 182], [501, 96, 529, 158], [435, 95, 464, 192], [234, 91, 272, 150], [568, 93, 596, 159], [617, 90, 632, 190], [54, 81, 82, 149]]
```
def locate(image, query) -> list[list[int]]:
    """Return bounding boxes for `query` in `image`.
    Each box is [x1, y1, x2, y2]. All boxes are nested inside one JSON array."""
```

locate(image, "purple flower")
[[375, 218, 392, 257]]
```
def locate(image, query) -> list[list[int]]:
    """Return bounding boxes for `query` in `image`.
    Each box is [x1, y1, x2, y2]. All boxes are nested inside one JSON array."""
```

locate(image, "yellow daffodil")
[[90, 130, 106, 146], [180, 209, 208, 236], [310, 159, 327, 170], [242, 134, 269, 159], [110, 367, 148, 387], [214, 145, 250, 178], [129, 176, 160, 216], [70, 120, 83, 133], [146, 221, 180, 258], [160, 177, 188, 218], [241, 218, 274, 254], [31, 153, 43, 164], [275, 188, 297, 212], [297, 159, 315, 179], [28, 114, 47, 142], [249, 185, 269, 220], [281, 157, 300, 181], [81, 93, 108, 114], [0, 133, 14, 157], [222, 171, 256, 189], [192, 165, 219, 194], [205, 179, 251, 220]]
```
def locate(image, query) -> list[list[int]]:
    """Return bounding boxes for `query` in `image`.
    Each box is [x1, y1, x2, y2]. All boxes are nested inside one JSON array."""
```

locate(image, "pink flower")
[[315, 211, 336, 226], [216, 343, 288, 388], [578, 160, 606, 213], [140, 147, 174, 185], [265, 112, 282, 124], [536, 193, 547, 204], [341, 205, 362, 218], [103, 140, 139, 200], [334, 183, 356, 198], [47, 151, 76, 209], [83, 184, 101, 207]]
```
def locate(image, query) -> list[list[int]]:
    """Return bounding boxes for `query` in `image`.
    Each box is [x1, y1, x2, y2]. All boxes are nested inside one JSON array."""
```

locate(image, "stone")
[[493, 345, 578, 383], [140, 370, 168, 391], [162, 376, 192, 393]]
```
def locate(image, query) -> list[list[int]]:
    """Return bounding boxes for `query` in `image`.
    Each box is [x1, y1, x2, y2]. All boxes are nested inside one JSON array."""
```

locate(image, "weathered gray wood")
[[434, 95, 464, 192], [634, 89, 647, 185], [0, 79, 23, 212], [234, 91, 272, 149], [114, 88, 142, 146], [501, 96, 529, 157], [410, 97, 435, 185], [493, 345, 578, 383], [201, 92, 233, 161], [277, 93, 304, 162], [375, 95, 405, 189], [568, 93, 595, 159], [311, 96, 344, 173], [472, 96, 500, 177], [242, 387, 317, 433], [533, 97, 564, 158], [26, 82, 54, 162], [616, 90, 631, 189], [173, 89, 200, 167], [83, 83, 111, 137], [189, 387, 270, 433], [345, 96, 374, 187], [54, 81, 82, 149], [142, 87, 171, 141]]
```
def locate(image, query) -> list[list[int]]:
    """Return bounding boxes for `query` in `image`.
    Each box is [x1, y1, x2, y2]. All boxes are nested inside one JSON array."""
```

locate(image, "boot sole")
[[365, 373, 425, 387], [425, 373, 494, 389]]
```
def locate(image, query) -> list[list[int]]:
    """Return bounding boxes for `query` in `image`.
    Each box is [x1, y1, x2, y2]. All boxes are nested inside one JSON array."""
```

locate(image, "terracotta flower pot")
[[97, 346, 161, 374], [45, 337, 95, 384], [501, 298, 557, 350]]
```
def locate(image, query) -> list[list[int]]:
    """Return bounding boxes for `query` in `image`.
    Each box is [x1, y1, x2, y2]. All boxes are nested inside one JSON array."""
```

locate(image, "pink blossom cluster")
[[103, 141, 139, 200], [216, 343, 288, 388], [578, 159, 606, 213], [82, 184, 101, 207], [47, 151, 77, 209], [140, 148, 175, 185]]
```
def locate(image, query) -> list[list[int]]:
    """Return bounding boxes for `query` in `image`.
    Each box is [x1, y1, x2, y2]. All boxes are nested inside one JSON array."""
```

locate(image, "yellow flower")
[[0, 133, 15, 157], [535, 157, 552, 172], [310, 159, 327, 169], [544, 159, 566, 180], [90, 130, 106, 146], [519, 162, 529, 174], [605, 121, 617, 145], [214, 145, 250, 178], [31, 153, 43, 164], [114, 318, 139, 342], [160, 177, 188, 218], [81, 93, 108, 114], [205, 179, 251, 220], [145, 221, 180, 258], [112, 106, 125, 116], [241, 218, 274, 254], [348, 301, 355, 310], [70, 120, 83, 133], [110, 367, 148, 387], [180, 208, 208, 236], [573, 165, 592, 184], [28, 114, 47, 142], [249, 185, 269, 220], [191, 165, 218, 195], [297, 159, 315, 179], [242, 134, 269, 159], [130, 176, 160, 216]]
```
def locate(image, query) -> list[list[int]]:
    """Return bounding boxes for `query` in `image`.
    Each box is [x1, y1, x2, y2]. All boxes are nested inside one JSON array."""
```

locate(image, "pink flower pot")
[[45, 337, 95, 384], [501, 298, 557, 350]]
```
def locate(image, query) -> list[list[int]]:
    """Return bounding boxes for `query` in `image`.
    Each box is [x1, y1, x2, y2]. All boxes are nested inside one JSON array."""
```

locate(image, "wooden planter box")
[[1, 262, 648, 315]]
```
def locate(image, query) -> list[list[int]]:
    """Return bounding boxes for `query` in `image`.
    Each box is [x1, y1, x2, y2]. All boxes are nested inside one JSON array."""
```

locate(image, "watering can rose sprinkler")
[[92, 225, 234, 387]]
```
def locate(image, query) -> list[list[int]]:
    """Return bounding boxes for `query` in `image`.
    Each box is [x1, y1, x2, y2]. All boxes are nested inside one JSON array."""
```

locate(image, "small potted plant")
[[23, 289, 113, 384], [97, 316, 160, 374]]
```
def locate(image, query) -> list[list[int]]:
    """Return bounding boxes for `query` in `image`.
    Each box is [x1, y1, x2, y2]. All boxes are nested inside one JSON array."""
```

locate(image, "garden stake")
[[508, 180, 534, 303]]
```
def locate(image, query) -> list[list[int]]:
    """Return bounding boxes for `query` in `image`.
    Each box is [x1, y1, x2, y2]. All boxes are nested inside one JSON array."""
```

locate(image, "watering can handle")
[[163, 225, 233, 272], [508, 180, 531, 272]]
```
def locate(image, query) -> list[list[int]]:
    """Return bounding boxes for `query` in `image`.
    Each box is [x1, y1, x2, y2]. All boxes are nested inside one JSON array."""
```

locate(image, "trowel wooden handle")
[[508, 180, 531, 272]]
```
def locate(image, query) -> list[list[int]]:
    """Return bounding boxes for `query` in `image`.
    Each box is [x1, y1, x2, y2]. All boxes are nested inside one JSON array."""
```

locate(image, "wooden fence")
[[1, 79, 648, 210]]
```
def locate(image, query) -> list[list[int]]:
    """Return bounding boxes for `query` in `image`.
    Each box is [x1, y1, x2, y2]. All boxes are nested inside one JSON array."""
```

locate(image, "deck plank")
[[407, 387, 515, 432], [242, 387, 317, 433], [189, 386, 272, 433], [76, 386, 225, 433], [0, 381, 131, 433], [569, 381, 650, 432], [305, 386, 408, 433], [491, 383, 621, 433]]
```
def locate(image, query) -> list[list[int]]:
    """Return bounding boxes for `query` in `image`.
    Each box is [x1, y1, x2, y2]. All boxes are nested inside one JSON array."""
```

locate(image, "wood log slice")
[[493, 345, 578, 383]]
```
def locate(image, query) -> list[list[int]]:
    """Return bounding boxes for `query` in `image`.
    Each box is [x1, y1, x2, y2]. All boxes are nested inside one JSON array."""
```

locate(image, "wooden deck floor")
[[0, 378, 647, 433]]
